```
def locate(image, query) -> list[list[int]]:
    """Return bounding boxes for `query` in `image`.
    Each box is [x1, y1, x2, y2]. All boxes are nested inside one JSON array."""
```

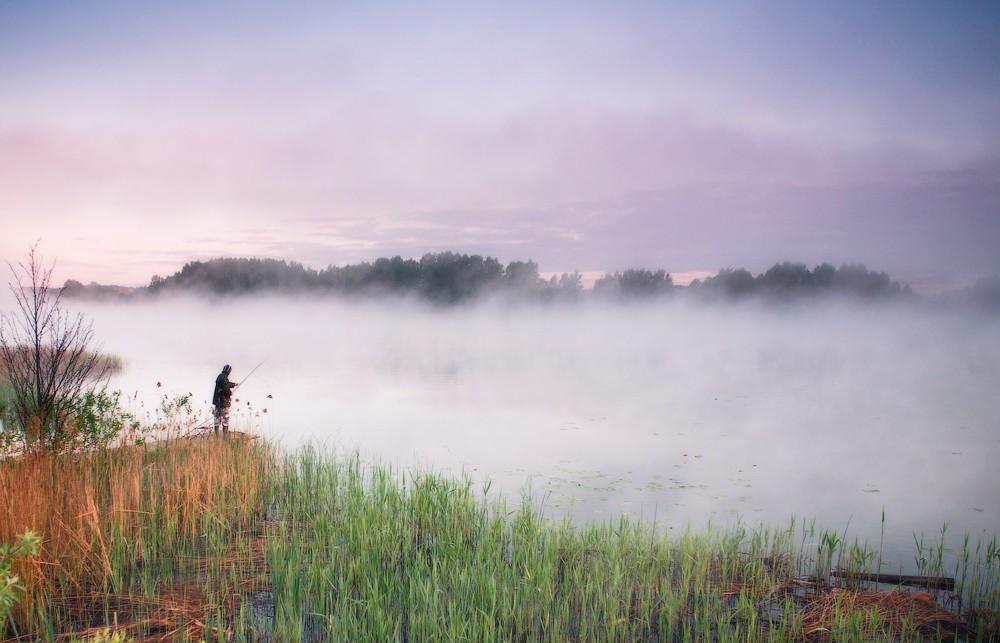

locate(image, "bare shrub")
[[0, 244, 113, 452]]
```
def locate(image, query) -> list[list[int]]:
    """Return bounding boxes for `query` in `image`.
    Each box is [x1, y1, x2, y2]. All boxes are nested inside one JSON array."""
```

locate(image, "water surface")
[[75, 295, 999, 571]]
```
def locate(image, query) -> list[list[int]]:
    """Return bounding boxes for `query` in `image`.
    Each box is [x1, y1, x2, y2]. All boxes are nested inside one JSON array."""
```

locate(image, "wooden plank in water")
[[832, 570, 955, 591]]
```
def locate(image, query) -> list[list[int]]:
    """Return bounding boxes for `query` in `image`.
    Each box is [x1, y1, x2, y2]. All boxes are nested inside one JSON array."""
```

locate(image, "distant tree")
[[695, 268, 757, 297], [153, 257, 314, 294], [759, 262, 814, 295], [830, 263, 902, 298], [418, 252, 505, 302], [0, 245, 113, 451], [592, 272, 616, 295], [812, 263, 836, 288], [531, 271, 584, 302], [693, 262, 909, 301], [504, 260, 540, 293], [370, 256, 422, 292], [594, 269, 672, 298], [556, 272, 583, 298], [620, 269, 672, 297]]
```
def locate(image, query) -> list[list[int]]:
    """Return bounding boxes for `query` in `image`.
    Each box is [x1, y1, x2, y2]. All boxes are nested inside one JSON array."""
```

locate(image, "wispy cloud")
[[1, 2, 998, 286]]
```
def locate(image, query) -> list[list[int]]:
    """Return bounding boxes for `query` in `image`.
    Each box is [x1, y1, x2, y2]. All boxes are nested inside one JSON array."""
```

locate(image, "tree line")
[[60, 253, 945, 304], [688, 262, 912, 299], [65, 254, 585, 303]]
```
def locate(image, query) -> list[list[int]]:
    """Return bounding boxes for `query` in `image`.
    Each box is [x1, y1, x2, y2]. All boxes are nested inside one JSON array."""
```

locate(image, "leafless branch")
[[0, 243, 112, 451]]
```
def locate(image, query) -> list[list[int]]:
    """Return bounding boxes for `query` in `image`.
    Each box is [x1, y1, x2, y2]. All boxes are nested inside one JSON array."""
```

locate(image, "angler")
[[212, 364, 238, 435]]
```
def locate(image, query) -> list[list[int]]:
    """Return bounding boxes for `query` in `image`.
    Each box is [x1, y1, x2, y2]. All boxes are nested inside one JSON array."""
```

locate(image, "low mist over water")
[[74, 295, 999, 568]]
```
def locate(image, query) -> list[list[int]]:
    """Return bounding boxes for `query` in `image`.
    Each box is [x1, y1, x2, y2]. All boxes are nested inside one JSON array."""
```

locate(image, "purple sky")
[[1, 2, 998, 290]]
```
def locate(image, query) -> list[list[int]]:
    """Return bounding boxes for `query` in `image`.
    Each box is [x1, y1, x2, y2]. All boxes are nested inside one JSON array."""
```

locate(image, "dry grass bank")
[[0, 437, 273, 640]]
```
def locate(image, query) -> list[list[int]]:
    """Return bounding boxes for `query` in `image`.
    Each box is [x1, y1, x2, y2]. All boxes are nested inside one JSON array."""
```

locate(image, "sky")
[[1, 1, 998, 290]]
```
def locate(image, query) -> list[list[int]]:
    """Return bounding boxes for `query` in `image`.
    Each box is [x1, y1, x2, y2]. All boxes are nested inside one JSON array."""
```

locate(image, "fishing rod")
[[176, 361, 267, 437], [237, 360, 265, 387]]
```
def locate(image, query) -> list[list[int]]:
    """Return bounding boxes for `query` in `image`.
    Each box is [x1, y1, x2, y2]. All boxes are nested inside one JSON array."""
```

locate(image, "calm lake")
[[76, 295, 999, 572]]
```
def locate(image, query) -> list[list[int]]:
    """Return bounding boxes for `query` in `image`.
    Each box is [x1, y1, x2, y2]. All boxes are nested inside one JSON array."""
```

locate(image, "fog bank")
[[34, 294, 1000, 567]]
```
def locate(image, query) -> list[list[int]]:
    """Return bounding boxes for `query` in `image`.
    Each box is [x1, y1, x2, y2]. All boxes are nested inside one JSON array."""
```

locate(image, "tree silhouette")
[[1, 245, 113, 451], [61, 255, 923, 305]]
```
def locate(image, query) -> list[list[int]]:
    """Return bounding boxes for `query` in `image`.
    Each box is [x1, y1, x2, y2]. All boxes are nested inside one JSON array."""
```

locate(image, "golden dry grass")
[[801, 588, 964, 641], [0, 437, 273, 637]]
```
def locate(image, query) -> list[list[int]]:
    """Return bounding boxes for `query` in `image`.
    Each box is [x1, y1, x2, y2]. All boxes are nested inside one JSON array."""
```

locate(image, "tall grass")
[[265, 449, 998, 642], [1, 439, 997, 641], [0, 437, 273, 640]]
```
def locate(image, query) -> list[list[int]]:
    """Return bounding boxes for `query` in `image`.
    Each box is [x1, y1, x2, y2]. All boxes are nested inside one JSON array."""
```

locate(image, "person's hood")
[[221, 364, 232, 376]]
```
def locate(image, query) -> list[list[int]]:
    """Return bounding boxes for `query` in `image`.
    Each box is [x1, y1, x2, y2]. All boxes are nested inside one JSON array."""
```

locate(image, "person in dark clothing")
[[212, 364, 238, 435]]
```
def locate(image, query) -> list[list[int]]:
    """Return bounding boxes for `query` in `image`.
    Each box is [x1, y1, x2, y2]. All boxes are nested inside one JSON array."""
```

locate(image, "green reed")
[[4, 439, 998, 641]]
